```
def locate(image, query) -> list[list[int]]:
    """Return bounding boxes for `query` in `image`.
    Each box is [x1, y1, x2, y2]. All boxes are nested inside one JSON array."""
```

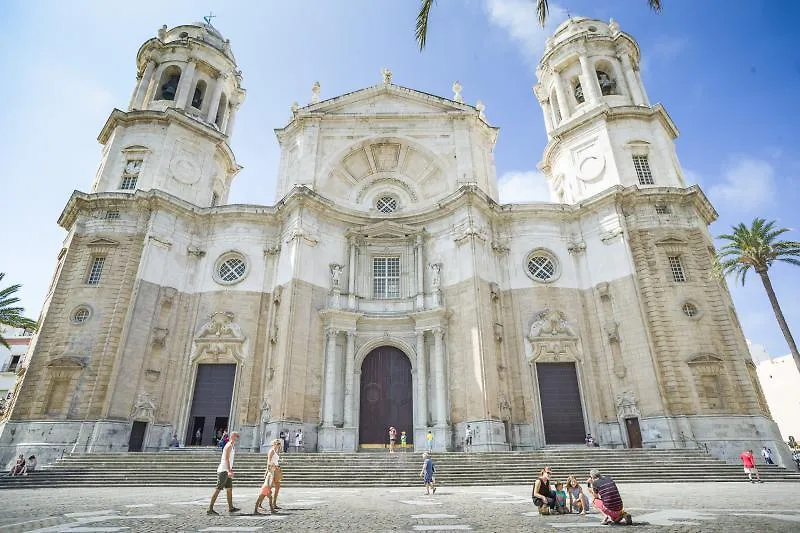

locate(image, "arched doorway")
[[359, 346, 413, 446]]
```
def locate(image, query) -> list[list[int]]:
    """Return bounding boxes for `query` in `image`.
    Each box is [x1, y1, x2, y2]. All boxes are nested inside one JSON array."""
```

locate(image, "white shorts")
[[743, 466, 758, 474]]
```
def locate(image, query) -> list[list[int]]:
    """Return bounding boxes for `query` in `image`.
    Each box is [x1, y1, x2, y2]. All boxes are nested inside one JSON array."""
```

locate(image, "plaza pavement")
[[0, 482, 798, 532]]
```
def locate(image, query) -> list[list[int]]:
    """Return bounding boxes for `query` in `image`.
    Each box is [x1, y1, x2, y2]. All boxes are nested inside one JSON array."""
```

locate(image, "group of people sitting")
[[532, 467, 632, 525], [7, 454, 36, 477]]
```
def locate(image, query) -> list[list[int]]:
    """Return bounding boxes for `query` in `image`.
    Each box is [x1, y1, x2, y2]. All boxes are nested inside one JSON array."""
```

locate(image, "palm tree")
[[717, 219, 800, 372], [416, 0, 663, 50], [0, 273, 37, 349]]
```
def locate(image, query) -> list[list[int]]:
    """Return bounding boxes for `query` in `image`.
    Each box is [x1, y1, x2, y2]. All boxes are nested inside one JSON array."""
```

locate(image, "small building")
[[0, 326, 34, 414], [750, 341, 800, 442]]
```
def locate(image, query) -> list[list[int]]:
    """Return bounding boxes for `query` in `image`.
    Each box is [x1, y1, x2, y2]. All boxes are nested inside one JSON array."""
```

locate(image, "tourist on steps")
[[7, 454, 25, 476], [388, 426, 397, 453], [740, 449, 763, 483], [421, 452, 436, 495], [587, 469, 632, 525], [761, 446, 774, 465], [207, 431, 240, 515], [531, 467, 556, 515], [464, 425, 473, 452], [254, 439, 282, 514]]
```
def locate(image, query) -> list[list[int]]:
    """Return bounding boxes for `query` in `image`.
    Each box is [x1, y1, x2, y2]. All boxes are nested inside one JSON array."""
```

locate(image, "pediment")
[[687, 354, 723, 365], [304, 84, 474, 116], [47, 355, 86, 369], [87, 238, 119, 247], [347, 220, 424, 239], [654, 237, 687, 247]]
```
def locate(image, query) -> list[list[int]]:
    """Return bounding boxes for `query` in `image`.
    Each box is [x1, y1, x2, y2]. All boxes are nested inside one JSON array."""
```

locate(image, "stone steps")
[[2, 448, 798, 488]]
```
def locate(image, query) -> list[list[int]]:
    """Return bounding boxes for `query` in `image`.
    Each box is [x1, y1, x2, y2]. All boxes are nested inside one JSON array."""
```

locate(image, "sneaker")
[[432, 487, 436, 494], [206, 509, 219, 516], [624, 513, 633, 525], [229, 507, 240, 514], [758, 480, 764, 483]]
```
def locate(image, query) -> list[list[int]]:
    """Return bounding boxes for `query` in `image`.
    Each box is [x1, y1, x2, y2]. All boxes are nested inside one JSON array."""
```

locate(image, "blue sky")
[[1, 0, 797, 357]]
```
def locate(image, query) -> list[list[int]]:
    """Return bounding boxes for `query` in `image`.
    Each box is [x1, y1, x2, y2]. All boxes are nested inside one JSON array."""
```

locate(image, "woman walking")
[[254, 439, 282, 514], [421, 452, 436, 495]]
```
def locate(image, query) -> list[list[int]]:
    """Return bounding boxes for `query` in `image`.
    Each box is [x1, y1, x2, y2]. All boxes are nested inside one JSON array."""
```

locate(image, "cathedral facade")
[[0, 18, 790, 467]]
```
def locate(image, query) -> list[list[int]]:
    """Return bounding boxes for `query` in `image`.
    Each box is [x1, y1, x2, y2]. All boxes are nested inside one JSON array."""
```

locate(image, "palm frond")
[[536, 0, 549, 27], [416, 0, 435, 51]]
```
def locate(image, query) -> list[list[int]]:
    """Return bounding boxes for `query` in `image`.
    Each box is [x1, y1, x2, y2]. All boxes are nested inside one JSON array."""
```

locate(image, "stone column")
[[175, 59, 197, 110], [578, 55, 601, 104], [132, 59, 156, 109], [348, 238, 357, 309], [551, 72, 570, 122], [343, 331, 356, 426], [541, 100, 554, 132], [322, 328, 339, 426], [433, 327, 447, 426], [619, 52, 645, 106], [416, 330, 428, 428], [609, 58, 630, 100], [206, 74, 227, 123], [224, 102, 239, 136], [415, 235, 424, 309]]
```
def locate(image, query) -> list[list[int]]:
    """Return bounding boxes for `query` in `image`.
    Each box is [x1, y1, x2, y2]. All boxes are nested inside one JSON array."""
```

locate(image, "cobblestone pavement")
[[0, 482, 798, 532]]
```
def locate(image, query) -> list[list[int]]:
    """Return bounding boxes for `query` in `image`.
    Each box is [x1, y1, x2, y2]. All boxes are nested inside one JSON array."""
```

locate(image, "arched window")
[[191, 80, 207, 109], [157, 66, 181, 101], [550, 91, 561, 125], [573, 78, 585, 104], [596, 70, 617, 96], [215, 93, 228, 128]]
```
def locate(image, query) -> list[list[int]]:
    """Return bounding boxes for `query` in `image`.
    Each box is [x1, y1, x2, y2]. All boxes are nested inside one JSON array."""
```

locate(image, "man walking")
[[587, 469, 632, 525], [464, 424, 473, 452], [208, 431, 241, 515], [740, 449, 763, 483]]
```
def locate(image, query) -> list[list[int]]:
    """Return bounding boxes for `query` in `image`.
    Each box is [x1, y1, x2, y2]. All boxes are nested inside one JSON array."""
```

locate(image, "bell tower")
[[534, 17, 687, 203], [89, 22, 245, 207]]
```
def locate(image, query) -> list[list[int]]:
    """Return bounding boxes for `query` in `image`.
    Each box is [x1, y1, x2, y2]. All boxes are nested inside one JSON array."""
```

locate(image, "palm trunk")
[[758, 269, 800, 372]]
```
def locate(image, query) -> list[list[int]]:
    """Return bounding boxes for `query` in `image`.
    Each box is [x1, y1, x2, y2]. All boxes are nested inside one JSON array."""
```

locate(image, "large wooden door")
[[359, 347, 413, 446], [625, 417, 643, 448], [187, 364, 236, 445], [536, 362, 586, 444]]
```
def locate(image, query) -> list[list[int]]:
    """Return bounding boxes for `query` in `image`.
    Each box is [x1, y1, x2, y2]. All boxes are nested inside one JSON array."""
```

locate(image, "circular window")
[[525, 249, 560, 283], [376, 195, 398, 214], [71, 306, 91, 324], [214, 252, 248, 285], [179, 31, 189, 38], [682, 302, 699, 318]]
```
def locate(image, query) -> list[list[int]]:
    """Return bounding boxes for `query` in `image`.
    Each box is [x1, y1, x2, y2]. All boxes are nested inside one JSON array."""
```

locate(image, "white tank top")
[[269, 450, 280, 467], [217, 443, 236, 473]]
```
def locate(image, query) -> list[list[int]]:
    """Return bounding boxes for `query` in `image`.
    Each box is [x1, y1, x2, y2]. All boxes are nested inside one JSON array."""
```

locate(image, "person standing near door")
[[388, 426, 397, 453], [464, 425, 473, 452], [426, 429, 434, 452], [207, 431, 240, 515], [282, 430, 290, 454], [194, 428, 202, 446]]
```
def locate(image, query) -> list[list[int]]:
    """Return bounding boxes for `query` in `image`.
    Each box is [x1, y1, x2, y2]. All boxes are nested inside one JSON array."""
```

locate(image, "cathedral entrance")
[[359, 347, 413, 447], [187, 364, 236, 446], [536, 362, 586, 444]]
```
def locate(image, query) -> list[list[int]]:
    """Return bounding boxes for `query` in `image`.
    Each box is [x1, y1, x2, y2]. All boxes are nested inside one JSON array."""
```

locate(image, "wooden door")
[[625, 417, 643, 448], [128, 421, 147, 452], [359, 347, 413, 445], [187, 364, 236, 445], [536, 362, 586, 444]]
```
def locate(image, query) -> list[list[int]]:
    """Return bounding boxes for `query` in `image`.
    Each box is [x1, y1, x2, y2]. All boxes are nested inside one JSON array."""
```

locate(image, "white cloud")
[[497, 170, 551, 203], [708, 158, 776, 212], [485, 0, 567, 69]]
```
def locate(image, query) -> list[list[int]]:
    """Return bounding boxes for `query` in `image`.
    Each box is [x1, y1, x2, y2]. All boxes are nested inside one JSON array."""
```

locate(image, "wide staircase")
[[2, 447, 799, 489]]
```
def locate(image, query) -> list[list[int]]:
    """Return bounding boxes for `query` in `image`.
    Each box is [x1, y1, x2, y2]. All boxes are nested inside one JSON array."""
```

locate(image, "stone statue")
[[329, 263, 343, 289], [311, 81, 321, 104], [429, 263, 441, 288], [609, 18, 621, 35], [452, 81, 463, 103], [131, 392, 156, 420], [260, 397, 272, 423], [158, 25, 167, 41], [197, 312, 238, 338], [476, 100, 486, 120], [382, 67, 393, 84]]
